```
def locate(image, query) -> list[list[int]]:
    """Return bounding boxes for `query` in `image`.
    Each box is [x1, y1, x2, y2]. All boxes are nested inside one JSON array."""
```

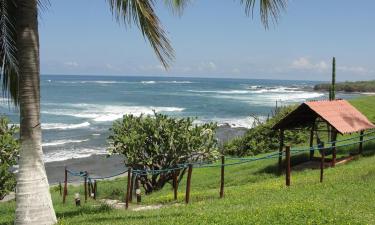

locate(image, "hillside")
[[314, 80, 375, 93], [1, 96, 375, 225]]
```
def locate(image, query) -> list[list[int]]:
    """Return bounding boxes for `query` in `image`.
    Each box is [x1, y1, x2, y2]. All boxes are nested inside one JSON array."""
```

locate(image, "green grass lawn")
[[1, 96, 375, 225]]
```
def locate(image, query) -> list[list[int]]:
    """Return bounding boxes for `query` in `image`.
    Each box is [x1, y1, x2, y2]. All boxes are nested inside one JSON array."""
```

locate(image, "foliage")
[[108, 112, 218, 193], [0, 116, 19, 200], [224, 105, 308, 156], [315, 80, 375, 93]]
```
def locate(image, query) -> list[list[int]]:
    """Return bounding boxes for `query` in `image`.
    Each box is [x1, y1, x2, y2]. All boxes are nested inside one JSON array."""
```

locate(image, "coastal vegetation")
[[0, 117, 19, 200], [223, 105, 308, 156], [108, 113, 218, 193], [315, 80, 375, 93]]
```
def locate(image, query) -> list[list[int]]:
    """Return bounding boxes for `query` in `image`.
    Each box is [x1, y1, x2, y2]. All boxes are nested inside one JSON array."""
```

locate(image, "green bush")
[[0, 117, 19, 200], [108, 112, 218, 193], [224, 105, 308, 156]]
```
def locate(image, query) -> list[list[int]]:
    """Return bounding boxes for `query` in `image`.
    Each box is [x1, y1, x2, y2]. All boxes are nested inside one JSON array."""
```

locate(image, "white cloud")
[[64, 61, 79, 67], [198, 61, 217, 72], [232, 68, 240, 73], [338, 66, 368, 74], [291, 57, 328, 71]]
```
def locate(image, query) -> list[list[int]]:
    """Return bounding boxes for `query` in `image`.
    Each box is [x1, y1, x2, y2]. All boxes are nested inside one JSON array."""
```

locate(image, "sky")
[[39, 0, 375, 81]]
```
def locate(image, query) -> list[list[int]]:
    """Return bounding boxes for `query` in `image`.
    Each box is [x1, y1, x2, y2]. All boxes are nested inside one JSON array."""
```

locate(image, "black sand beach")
[[45, 126, 247, 184]]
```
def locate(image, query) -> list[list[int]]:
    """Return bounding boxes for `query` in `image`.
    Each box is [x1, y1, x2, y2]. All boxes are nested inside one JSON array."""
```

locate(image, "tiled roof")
[[273, 99, 375, 134]]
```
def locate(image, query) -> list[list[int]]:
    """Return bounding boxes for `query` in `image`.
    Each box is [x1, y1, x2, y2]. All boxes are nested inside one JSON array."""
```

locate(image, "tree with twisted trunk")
[[0, 0, 286, 224]]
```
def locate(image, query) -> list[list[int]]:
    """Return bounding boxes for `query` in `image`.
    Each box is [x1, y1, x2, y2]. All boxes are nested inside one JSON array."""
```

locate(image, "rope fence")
[[61, 130, 375, 208]]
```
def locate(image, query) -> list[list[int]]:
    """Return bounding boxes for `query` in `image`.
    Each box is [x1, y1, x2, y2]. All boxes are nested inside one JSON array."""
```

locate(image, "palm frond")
[[163, 0, 189, 16], [107, 0, 174, 68], [0, 0, 19, 105], [241, 0, 287, 28]]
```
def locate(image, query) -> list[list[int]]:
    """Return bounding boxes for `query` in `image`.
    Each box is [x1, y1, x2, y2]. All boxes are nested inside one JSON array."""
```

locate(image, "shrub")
[[0, 117, 19, 200], [223, 105, 308, 156], [108, 113, 218, 193]]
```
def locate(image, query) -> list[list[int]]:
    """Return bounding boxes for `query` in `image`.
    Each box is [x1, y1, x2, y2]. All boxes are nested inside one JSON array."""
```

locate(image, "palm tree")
[[0, 0, 286, 224]]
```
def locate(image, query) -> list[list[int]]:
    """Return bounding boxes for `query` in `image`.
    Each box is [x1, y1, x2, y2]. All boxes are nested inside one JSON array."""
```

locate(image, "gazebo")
[[273, 99, 375, 167]]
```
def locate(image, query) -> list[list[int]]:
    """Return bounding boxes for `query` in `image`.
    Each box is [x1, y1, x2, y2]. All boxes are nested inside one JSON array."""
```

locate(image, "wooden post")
[[136, 176, 141, 204], [88, 180, 92, 197], [129, 172, 135, 202], [331, 130, 337, 167], [63, 167, 68, 204], [220, 155, 225, 198], [309, 123, 315, 160], [125, 168, 132, 209], [320, 144, 325, 183], [359, 130, 364, 155], [59, 182, 62, 196], [84, 172, 88, 202], [173, 170, 178, 200], [93, 180, 97, 200], [185, 164, 193, 204], [279, 129, 284, 169], [285, 146, 291, 186]]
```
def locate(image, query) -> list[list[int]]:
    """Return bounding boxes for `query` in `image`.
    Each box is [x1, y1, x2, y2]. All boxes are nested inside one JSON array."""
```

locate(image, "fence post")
[[185, 164, 193, 204], [285, 146, 291, 186], [220, 155, 225, 198], [125, 168, 132, 209], [279, 129, 284, 169], [84, 172, 88, 202], [136, 176, 141, 204], [173, 170, 178, 200], [94, 180, 97, 200], [359, 130, 364, 155], [59, 182, 62, 196], [63, 167, 68, 204], [320, 144, 325, 183], [88, 179, 92, 197]]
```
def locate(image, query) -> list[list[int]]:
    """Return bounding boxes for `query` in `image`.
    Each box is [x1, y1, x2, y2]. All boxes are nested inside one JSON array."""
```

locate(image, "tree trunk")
[[15, 1, 57, 224]]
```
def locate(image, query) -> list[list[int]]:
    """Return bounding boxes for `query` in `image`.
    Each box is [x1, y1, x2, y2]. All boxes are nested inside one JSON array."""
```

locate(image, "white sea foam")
[[57, 80, 128, 84], [194, 116, 266, 129], [42, 122, 90, 130], [42, 139, 89, 147], [142, 80, 193, 84], [188, 90, 251, 94], [42, 104, 185, 122], [43, 147, 107, 163]]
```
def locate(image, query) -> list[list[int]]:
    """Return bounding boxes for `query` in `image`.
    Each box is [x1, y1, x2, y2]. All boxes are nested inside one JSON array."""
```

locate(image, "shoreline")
[[45, 126, 248, 184]]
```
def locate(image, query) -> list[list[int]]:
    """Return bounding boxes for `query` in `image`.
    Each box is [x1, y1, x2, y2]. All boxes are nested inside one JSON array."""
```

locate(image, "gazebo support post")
[[278, 129, 284, 169], [309, 123, 315, 160], [320, 143, 325, 183], [359, 130, 364, 155], [331, 129, 338, 167], [285, 146, 291, 186]]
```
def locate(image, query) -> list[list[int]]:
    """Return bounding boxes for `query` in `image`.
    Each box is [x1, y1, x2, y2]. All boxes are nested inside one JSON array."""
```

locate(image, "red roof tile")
[[273, 99, 375, 134]]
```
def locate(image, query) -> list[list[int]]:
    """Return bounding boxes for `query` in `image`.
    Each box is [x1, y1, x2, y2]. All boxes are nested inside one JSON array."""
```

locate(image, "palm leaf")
[[0, 0, 19, 105], [163, 0, 189, 16], [107, 0, 175, 68], [241, 0, 287, 28]]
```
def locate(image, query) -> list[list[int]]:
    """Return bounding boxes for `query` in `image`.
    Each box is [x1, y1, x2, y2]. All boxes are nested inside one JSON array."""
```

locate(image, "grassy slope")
[[1, 96, 375, 225]]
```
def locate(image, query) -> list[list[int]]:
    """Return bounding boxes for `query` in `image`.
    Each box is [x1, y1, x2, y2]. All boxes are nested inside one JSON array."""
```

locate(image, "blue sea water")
[[0, 75, 359, 162]]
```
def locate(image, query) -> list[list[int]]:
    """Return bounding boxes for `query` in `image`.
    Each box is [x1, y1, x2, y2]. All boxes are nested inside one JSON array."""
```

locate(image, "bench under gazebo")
[[273, 99, 375, 167]]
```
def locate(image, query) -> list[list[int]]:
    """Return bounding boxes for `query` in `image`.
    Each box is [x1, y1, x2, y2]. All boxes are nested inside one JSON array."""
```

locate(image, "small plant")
[[0, 117, 19, 200], [108, 112, 219, 194]]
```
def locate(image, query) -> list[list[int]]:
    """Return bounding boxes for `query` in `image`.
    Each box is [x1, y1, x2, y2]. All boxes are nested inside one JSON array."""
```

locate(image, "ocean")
[[0, 75, 359, 163]]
